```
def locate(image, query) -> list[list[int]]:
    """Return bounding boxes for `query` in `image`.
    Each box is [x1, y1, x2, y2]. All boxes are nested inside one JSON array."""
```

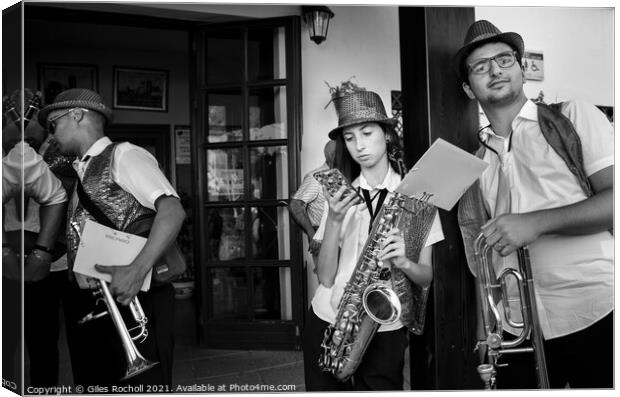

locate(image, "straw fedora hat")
[[38, 88, 113, 126], [454, 20, 524, 82], [327, 88, 396, 140]]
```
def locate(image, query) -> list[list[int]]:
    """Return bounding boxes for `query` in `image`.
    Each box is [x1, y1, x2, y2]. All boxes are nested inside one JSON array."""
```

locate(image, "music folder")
[[73, 219, 152, 291], [396, 138, 489, 211]]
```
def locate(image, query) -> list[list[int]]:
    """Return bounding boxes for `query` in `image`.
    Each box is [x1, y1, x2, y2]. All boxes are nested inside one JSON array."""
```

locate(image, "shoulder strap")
[[76, 179, 116, 229]]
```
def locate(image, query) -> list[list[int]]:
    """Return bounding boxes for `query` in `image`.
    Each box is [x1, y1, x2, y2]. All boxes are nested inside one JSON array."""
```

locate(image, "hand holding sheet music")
[[73, 219, 152, 291], [396, 138, 488, 211]]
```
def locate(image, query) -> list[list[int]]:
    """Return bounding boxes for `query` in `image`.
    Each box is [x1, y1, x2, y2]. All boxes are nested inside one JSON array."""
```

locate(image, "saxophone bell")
[[362, 283, 402, 325]]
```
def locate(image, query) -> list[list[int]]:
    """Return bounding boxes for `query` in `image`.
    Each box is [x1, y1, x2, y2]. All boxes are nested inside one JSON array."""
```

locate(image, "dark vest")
[[457, 101, 593, 275], [67, 143, 155, 268]]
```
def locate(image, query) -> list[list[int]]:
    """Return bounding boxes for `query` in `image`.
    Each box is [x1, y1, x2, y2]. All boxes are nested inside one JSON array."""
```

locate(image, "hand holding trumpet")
[[481, 212, 541, 256]]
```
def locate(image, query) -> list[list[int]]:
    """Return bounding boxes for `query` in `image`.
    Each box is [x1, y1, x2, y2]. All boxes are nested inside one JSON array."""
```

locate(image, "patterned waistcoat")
[[67, 142, 155, 268]]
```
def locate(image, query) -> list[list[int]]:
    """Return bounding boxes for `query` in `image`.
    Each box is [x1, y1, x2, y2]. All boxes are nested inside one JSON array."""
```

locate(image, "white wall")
[[299, 5, 401, 301], [475, 7, 614, 106]]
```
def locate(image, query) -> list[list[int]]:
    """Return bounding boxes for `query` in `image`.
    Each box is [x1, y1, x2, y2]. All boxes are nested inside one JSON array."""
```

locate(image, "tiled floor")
[[31, 296, 411, 392], [41, 297, 306, 392], [171, 297, 305, 392]]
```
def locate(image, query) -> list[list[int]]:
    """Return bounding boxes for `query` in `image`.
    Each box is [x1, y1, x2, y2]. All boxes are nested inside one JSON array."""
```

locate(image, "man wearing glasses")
[[455, 20, 613, 389], [38, 88, 186, 388]]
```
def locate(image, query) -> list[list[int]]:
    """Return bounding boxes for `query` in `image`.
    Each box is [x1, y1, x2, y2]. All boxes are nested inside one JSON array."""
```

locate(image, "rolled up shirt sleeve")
[[3, 141, 67, 206], [112, 143, 179, 210], [561, 100, 614, 176]]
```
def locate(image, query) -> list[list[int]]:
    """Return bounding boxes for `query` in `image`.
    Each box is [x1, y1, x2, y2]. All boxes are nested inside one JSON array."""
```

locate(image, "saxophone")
[[318, 192, 436, 382]]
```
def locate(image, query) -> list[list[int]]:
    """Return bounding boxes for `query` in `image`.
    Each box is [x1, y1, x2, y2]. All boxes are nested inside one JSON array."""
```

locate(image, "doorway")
[[193, 16, 304, 350]]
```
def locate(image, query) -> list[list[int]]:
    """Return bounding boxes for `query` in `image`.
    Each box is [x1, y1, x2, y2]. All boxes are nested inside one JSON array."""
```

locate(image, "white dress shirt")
[[311, 166, 444, 332], [73, 137, 179, 209], [3, 141, 69, 271], [479, 99, 614, 339]]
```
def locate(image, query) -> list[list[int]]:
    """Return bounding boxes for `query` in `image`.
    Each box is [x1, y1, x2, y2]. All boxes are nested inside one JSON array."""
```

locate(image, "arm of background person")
[[289, 199, 316, 239]]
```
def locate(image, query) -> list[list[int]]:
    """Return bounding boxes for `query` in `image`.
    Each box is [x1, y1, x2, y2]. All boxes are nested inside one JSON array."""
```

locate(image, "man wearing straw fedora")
[[456, 20, 613, 388], [302, 81, 444, 390], [38, 88, 186, 387]]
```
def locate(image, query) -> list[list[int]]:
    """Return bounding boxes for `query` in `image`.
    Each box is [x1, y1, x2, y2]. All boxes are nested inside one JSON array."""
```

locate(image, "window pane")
[[206, 207, 246, 261], [248, 26, 286, 81], [211, 267, 248, 320], [206, 148, 244, 201], [249, 146, 288, 200], [206, 30, 243, 84], [207, 90, 243, 142], [251, 206, 290, 260], [249, 86, 287, 140], [253, 267, 292, 321]]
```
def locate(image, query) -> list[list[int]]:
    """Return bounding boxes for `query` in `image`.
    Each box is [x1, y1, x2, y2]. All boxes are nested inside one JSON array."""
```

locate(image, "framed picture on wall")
[[38, 64, 98, 105], [113, 66, 168, 111]]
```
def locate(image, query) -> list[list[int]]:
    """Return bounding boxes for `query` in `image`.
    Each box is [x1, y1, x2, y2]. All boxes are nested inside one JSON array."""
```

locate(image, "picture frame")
[[113, 66, 168, 111], [38, 64, 98, 105]]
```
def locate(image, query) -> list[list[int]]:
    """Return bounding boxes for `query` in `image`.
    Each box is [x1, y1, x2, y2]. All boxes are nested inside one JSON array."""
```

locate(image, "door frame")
[[190, 16, 304, 350]]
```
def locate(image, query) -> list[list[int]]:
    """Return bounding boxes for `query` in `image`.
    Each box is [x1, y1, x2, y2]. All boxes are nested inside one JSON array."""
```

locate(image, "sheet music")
[[396, 138, 488, 211], [73, 219, 152, 291]]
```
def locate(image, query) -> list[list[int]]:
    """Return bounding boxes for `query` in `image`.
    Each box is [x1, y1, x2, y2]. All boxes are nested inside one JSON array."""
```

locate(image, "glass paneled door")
[[194, 17, 303, 349]]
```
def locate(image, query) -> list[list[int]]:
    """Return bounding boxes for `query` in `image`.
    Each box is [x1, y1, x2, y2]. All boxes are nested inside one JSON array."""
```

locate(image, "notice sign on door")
[[175, 126, 191, 164], [524, 50, 544, 81]]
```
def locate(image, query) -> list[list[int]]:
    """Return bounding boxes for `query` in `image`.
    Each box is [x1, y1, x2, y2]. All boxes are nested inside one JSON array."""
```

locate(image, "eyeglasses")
[[47, 108, 89, 131], [468, 51, 518, 75]]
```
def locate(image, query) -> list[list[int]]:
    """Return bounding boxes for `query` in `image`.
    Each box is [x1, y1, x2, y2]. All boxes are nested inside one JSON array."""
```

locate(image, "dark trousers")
[[2, 277, 22, 391], [495, 311, 613, 389], [63, 280, 175, 390], [303, 308, 408, 391], [24, 271, 69, 387], [2, 271, 69, 389]]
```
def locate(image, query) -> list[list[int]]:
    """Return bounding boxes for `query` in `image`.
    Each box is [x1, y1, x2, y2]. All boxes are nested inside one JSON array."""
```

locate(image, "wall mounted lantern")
[[301, 6, 334, 45]]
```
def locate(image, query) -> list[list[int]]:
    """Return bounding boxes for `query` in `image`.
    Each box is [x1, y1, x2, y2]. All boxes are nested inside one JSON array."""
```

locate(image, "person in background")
[[302, 81, 444, 391], [38, 88, 186, 388], [455, 20, 613, 388], [2, 89, 69, 388], [289, 140, 335, 278]]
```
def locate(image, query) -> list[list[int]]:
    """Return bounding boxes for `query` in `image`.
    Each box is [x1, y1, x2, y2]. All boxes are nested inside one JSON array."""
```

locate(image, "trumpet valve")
[[486, 333, 502, 349]]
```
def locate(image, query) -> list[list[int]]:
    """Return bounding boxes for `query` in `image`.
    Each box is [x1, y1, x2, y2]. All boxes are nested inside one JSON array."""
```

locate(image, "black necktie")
[[360, 188, 389, 232]]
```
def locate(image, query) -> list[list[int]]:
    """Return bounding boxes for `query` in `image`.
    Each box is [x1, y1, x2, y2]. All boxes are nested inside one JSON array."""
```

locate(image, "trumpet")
[[72, 221, 158, 380], [473, 233, 549, 389]]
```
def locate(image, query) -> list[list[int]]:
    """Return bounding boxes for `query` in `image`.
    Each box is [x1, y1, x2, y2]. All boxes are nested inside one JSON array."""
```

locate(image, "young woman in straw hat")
[[302, 82, 444, 391]]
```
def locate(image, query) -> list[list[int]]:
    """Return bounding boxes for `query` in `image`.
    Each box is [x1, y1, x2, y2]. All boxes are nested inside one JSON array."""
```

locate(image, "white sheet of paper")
[[396, 138, 489, 211], [73, 219, 152, 291]]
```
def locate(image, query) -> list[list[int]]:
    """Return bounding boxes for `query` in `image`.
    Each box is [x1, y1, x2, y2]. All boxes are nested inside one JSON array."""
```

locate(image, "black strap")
[[361, 188, 389, 232], [76, 179, 116, 229]]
